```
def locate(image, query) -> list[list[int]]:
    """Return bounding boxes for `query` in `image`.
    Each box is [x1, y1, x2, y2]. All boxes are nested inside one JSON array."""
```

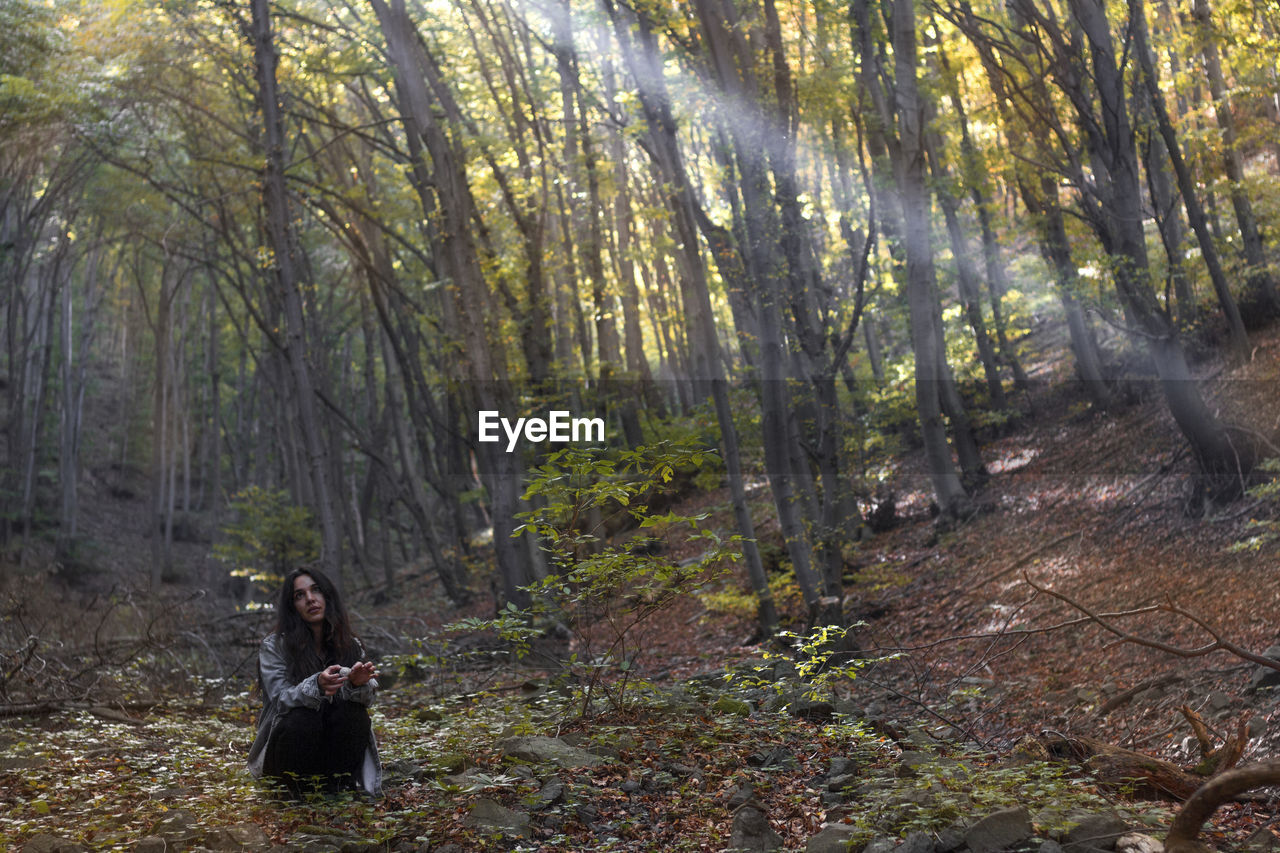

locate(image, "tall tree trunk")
[[249, 0, 344, 584], [1060, 0, 1252, 498], [1131, 0, 1247, 356], [605, 0, 782, 631], [933, 41, 1030, 394], [925, 130, 1007, 410], [889, 0, 973, 520], [149, 262, 173, 588], [369, 0, 530, 605]]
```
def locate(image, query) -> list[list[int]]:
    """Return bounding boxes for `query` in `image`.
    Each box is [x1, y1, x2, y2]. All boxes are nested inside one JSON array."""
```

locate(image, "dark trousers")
[[263, 700, 371, 794]]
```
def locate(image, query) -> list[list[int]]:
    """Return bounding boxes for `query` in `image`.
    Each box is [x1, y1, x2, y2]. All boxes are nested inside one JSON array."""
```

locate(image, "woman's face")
[[292, 574, 326, 627]]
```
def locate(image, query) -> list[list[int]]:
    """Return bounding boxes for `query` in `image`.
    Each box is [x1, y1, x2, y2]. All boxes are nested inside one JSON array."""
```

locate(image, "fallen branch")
[[1094, 673, 1183, 719], [861, 599, 1166, 655], [89, 705, 148, 726], [1037, 732, 1202, 800], [1178, 705, 1250, 776], [1165, 761, 1280, 853], [0, 701, 67, 719], [1023, 574, 1280, 672]]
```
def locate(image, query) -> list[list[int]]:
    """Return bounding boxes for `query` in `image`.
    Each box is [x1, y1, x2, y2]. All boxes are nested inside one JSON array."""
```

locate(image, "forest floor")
[[4, 321, 1280, 851]]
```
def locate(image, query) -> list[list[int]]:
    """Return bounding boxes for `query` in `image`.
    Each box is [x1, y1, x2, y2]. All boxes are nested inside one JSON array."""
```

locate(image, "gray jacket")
[[246, 633, 382, 796]]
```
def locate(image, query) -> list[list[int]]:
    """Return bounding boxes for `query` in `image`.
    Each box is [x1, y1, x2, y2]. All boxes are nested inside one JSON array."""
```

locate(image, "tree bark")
[[1131, 0, 1247, 357], [249, 0, 344, 584], [889, 0, 973, 521], [1061, 0, 1251, 499]]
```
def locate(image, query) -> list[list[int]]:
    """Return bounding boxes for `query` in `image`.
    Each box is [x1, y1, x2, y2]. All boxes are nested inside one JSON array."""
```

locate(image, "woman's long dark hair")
[[274, 567, 359, 682]]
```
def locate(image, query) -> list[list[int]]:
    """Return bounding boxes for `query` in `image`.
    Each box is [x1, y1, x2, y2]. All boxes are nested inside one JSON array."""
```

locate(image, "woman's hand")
[[347, 661, 379, 688], [318, 665, 346, 696]]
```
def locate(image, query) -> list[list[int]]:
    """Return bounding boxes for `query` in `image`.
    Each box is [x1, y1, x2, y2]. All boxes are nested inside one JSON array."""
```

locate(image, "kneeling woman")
[[247, 567, 381, 797]]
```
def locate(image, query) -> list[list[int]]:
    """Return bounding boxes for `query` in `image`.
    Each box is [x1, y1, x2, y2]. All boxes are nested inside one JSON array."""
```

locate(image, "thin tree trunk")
[[890, 0, 972, 521], [605, 0, 784, 630], [1190, 0, 1278, 315], [1131, 0, 1247, 356], [249, 0, 344, 584], [925, 130, 1007, 410]]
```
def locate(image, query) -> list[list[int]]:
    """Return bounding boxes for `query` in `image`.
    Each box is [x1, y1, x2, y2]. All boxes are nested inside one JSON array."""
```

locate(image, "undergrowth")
[[0, 657, 1173, 851]]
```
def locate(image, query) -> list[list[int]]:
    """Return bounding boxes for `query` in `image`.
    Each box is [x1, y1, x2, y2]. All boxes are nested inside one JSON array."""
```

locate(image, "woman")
[[247, 567, 382, 797]]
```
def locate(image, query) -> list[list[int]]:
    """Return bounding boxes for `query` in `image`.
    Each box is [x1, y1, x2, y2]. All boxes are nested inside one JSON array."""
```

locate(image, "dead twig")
[[1022, 574, 1280, 672], [1095, 673, 1183, 719]]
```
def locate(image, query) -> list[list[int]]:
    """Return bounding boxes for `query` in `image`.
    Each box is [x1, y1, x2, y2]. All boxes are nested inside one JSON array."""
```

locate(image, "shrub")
[[455, 440, 739, 716], [214, 486, 319, 597]]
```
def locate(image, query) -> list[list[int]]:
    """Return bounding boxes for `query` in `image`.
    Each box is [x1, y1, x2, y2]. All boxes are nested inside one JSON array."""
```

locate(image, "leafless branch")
[[1023, 574, 1280, 672]]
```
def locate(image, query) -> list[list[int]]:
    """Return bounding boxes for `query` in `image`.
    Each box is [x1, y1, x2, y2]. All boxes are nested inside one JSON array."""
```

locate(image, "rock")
[[833, 699, 861, 717], [1115, 833, 1164, 853], [935, 825, 967, 853], [0, 757, 45, 771], [383, 758, 421, 782], [465, 798, 531, 838], [762, 692, 790, 713], [726, 782, 757, 810], [792, 697, 836, 720], [1206, 691, 1232, 712], [151, 786, 196, 800], [896, 751, 932, 778], [1136, 685, 1168, 703], [667, 761, 702, 779], [338, 840, 382, 853], [827, 773, 857, 792], [285, 834, 343, 852], [828, 757, 858, 777], [965, 807, 1034, 853], [499, 736, 605, 768], [713, 696, 753, 716], [1064, 813, 1130, 852], [1250, 647, 1280, 690], [747, 747, 797, 770], [286, 827, 378, 853], [534, 775, 564, 810], [899, 831, 936, 853], [644, 770, 676, 791], [150, 809, 202, 844], [1040, 842, 1065, 853], [203, 824, 271, 851], [805, 824, 860, 853], [1249, 717, 1268, 739], [133, 838, 166, 853], [22, 835, 88, 853], [730, 805, 783, 851], [863, 837, 896, 853], [620, 778, 642, 793], [1243, 826, 1278, 851], [441, 767, 490, 786]]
